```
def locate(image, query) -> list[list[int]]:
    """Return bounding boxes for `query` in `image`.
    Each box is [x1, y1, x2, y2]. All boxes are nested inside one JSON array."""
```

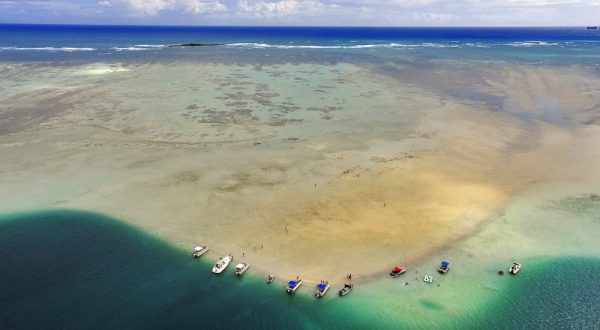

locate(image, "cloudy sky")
[[1, 0, 599, 26]]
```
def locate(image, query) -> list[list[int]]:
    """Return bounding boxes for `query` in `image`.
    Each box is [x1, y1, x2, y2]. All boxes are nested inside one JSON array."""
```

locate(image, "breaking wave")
[[224, 42, 461, 49], [503, 41, 560, 47], [0, 47, 96, 52]]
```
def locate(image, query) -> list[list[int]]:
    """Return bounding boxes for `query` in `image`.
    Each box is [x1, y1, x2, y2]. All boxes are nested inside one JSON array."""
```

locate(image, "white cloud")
[[128, 0, 174, 15], [110, 0, 226, 16], [237, 0, 334, 18], [184, 0, 227, 14], [409, 11, 455, 23], [3, 0, 600, 25], [330, 0, 600, 10]]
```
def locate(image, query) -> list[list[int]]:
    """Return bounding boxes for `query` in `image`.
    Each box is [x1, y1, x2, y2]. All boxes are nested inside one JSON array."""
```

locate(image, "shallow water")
[[1, 210, 598, 329]]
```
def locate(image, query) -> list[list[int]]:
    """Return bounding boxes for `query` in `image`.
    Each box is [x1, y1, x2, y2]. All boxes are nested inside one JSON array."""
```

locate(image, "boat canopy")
[[194, 246, 202, 251], [317, 283, 327, 289], [288, 280, 297, 286], [393, 266, 402, 272], [441, 261, 449, 267]]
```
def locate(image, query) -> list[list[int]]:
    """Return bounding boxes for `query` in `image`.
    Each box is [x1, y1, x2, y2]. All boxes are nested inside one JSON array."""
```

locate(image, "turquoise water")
[[1, 210, 598, 329]]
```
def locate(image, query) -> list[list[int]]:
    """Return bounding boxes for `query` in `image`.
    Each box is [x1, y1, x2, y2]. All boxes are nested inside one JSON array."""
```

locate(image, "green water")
[[1, 210, 598, 329]]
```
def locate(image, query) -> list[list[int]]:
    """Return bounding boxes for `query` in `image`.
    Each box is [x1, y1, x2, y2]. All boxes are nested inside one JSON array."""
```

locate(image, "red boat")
[[390, 266, 406, 277]]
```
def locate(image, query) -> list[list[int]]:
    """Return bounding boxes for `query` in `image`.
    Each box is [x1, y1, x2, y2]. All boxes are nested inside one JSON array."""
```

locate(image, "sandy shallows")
[[1, 61, 600, 284]]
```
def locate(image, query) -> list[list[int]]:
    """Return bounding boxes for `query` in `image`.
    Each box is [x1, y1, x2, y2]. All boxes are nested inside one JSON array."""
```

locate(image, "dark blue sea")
[[1, 25, 600, 65]]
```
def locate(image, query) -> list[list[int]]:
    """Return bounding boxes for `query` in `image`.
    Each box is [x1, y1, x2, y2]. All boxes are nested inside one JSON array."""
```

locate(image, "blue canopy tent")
[[317, 283, 327, 290], [288, 280, 297, 286], [441, 261, 449, 267]]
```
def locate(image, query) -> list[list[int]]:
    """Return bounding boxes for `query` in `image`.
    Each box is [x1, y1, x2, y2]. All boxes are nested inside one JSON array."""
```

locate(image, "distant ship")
[[586, 26, 598, 30]]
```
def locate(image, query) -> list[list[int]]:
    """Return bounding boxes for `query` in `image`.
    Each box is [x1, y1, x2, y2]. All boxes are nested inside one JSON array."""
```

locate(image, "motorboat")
[[212, 254, 233, 274], [192, 245, 208, 258], [315, 282, 330, 298], [438, 261, 450, 274], [338, 283, 353, 296], [390, 266, 406, 277], [266, 275, 274, 284], [234, 263, 250, 276], [424, 275, 433, 283], [509, 262, 521, 274], [286, 278, 302, 294]]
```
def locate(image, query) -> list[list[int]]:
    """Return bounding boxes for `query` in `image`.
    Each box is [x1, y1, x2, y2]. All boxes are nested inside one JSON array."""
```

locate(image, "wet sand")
[[1, 60, 599, 284]]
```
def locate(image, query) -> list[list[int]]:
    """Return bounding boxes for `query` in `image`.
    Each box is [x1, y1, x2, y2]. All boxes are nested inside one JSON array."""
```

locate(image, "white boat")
[[266, 275, 274, 284], [212, 254, 233, 274], [192, 246, 209, 258], [315, 282, 330, 298], [234, 263, 250, 276], [286, 278, 302, 294], [424, 275, 433, 283], [338, 283, 353, 296], [509, 262, 521, 274]]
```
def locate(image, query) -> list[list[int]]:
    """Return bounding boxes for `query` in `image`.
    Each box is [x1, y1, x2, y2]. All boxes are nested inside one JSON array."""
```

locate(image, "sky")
[[0, 0, 599, 26]]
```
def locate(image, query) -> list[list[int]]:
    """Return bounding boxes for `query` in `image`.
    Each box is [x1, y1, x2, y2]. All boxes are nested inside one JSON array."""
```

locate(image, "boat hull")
[[235, 265, 250, 276], [315, 285, 330, 298], [212, 256, 232, 274], [338, 287, 353, 296], [286, 281, 302, 294], [192, 248, 208, 258], [390, 270, 406, 277]]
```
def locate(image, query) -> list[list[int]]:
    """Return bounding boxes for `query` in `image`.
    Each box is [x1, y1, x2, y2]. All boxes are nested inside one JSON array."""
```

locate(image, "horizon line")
[[0, 23, 595, 29]]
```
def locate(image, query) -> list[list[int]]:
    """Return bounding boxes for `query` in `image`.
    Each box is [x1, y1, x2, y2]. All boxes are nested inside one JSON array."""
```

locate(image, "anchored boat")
[[212, 254, 233, 274], [424, 275, 433, 283], [509, 262, 521, 274], [438, 261, 450, 274], [234, 263, 250, 276], [338, 283, 353, 296], [192, 245, 208, 258], [286, 278, 302, 294], [266, 275, 274, 284], [315, 281, 330, 298], [390, 266, 406, 277]]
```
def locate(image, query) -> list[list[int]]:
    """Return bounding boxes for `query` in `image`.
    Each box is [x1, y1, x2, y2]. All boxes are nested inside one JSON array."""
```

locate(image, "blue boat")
[[438, 261, 450, 274], [286, 278, 302, 294], [315, 281, 330, 298]]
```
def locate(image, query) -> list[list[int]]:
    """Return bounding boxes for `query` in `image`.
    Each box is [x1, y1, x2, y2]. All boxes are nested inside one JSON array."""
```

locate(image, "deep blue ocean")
[[1, 25, 600, 65]]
